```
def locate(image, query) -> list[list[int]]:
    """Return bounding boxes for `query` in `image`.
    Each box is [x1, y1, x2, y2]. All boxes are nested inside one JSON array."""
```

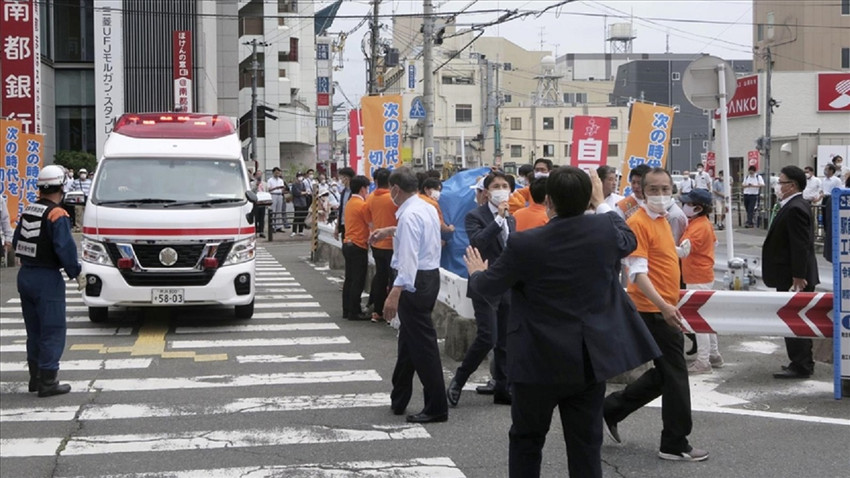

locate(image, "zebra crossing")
[[0, 248, 466, 477]]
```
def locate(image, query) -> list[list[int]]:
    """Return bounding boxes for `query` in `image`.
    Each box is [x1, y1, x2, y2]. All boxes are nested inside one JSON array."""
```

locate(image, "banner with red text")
[[569, 116, 610, 170]]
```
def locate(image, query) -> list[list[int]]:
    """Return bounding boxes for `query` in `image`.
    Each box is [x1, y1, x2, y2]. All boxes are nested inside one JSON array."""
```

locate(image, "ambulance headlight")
[[225, 237, 256, 265], [81, 237, 112, 266]]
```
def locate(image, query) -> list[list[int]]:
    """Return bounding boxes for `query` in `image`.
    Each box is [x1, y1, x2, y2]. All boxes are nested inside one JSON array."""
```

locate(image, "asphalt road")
[[0, 239, 847, 478]]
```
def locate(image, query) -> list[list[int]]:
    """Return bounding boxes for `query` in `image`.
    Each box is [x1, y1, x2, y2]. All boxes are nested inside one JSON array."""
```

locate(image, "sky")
[[323, 0, 755, 111]]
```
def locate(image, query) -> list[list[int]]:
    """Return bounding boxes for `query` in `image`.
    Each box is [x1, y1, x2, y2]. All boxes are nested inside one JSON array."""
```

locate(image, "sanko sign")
[[715, 75, 759, 119]]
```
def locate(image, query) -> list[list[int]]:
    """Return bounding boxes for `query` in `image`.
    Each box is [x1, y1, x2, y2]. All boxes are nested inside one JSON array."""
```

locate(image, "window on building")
[[608, 144, 619, 157], [564, 117, 573, 130], [503, 94, 512, 103], [456, 104, 472, 123], [279, 0, 298, 13], [843, 0, 850, 14], [543, 144, 555, 157], [56, 69, 96, 153], [609, 117, 618, 130], [279, 69, 287, 78], [240, 17, 264, 36], [503, 63, 512, 71], [671, 137, 681, 147], [843, 47, 850, 68], [564, 144, 571, 157], [766, 11, 775, 40], [279, 38, 299, 62], [672, 72, 681, 81], [239, 54, 265, 89], [510, 145, 523, 158], [510, 117, 522, 130], [40, 1, 51, 59], [563, 92, 587, 105], [54, 0, 94, 62], [542, 117, 554, 130]]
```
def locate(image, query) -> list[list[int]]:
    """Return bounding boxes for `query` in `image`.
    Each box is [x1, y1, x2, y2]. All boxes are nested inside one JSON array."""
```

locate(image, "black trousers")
[[510, 381, 605, 478], [822, 197, 832, 263], [253, 205, 265, 235], [455, 292, 509, 390], [744, 194, 759, 226], [779, 284, 816, 375], [369, 247, 393, 316], [390, 269, 447, 416], [293, 205, 308, 233], [603, 311, 692, 454], [341, 243, 368, 318]]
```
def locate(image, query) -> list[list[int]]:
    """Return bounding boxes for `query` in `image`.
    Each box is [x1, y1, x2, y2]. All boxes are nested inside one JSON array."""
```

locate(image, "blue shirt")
[[392, 195, 441, 292]]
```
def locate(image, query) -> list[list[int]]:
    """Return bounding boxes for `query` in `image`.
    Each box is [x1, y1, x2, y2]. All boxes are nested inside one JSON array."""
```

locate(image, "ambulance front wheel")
[[234, 299, 254, 319], [89, 306, 108, 323]]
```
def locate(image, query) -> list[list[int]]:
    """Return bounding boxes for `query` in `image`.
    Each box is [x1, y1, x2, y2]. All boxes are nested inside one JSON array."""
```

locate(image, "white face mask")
[[645, 195, 672, 214], [489, 189, 510, 206], [390, 187, 401, 207], [430, 190, 441, 201], [79, 174, 87, 180], [534, 171, 549, 179], [682, 204, 701, 218], [773, 183, 783, 200]]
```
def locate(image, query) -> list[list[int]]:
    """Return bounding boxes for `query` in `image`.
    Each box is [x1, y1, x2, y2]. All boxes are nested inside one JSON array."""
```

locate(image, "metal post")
[[423, 0, 435, 165], [250, 39, 259, 164], [369, 0, 380, 95], [763, 46, 773, 228], [717, 62, 734, 263]]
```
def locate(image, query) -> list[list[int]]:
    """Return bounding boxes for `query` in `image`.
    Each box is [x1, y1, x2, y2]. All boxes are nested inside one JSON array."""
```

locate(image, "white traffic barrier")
[[678, 290, 833, 338]]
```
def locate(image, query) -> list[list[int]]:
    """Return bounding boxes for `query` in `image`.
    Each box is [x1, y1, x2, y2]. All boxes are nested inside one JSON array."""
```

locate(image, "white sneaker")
[[658, 448, 709, 462], [298, 232, 305, 236], [290, 232, 296, 237], [709, 355, 725, 368], [688, 361, 712, 375]]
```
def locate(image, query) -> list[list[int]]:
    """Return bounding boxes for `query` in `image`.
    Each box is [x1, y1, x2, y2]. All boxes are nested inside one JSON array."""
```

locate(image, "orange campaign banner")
[[619, 102, 675, 196], [361, 94, 402, 181], [1, 119, 44, 226]]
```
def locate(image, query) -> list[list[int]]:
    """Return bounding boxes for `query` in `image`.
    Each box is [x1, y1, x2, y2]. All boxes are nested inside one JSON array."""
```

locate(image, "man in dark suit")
[[464, 166, 660, 478], [763, 165, 820, 379], [447, 171, 515, 407]]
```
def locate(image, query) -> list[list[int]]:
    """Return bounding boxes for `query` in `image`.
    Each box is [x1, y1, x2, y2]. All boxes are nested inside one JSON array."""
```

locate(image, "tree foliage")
[[54, 150, 97, 177]]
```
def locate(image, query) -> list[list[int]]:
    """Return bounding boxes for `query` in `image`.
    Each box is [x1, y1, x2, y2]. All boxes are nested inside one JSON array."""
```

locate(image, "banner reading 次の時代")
[[1, 119, 44, 227], [569, 116, 610, 171], [618, 102, 676, 197], [361, 95, 402, 181]]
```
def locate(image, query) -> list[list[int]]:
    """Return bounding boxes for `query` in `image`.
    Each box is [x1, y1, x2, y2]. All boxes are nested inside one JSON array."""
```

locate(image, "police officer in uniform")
[[13, 165, 85, 397]]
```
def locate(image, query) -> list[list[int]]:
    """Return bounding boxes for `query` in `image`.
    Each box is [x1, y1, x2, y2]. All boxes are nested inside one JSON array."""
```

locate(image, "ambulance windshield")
[[91, 158, 247, 207]]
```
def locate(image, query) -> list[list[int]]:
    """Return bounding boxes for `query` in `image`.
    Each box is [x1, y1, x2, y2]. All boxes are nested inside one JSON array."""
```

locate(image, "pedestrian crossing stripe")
[[235, 352, 364, 363], [1, 392, 388, 422], [0, 358, 153, 373], [0, 328, 133, 338], [254, 301, 320, 309], [173, 323, 338, 334], [169, 336, 349, 349]]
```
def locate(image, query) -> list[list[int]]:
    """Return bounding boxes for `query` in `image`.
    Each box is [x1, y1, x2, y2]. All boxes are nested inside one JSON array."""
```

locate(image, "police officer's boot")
[[27, 361, 39, 393], [38, 369, 71, 397]]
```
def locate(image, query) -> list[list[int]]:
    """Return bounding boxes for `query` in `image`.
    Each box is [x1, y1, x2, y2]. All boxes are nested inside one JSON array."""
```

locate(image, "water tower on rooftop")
[[607, 22, 636, 54], [534, 55, 563, 106]]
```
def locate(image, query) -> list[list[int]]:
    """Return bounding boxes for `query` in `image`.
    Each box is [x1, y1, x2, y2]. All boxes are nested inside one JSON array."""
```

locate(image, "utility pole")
[[369, 0, 380, 95], [423, 0, 435, 169], [763, 46, 773, 228], [244, 39, 268, 166]]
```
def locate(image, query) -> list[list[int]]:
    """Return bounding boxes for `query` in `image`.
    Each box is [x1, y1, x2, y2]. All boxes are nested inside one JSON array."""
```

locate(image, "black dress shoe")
[[476, 380, 496, 395], [604, 415, 622, 444], [406, 412, 448, 423], [773, 368, 811, 379], [391, 406, 406, 416], [446, 377, 462, 407], [348, 313, 371, 321], [493, 390, 512, 405]]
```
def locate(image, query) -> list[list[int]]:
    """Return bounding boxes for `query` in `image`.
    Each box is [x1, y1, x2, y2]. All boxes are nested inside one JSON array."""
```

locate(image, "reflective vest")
[[15, 199, 62, 268]]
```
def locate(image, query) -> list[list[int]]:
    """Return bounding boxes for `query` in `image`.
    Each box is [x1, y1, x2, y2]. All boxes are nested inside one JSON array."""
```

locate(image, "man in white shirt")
[[266, 167, 287, 232], [742, 166, 764, 228], [801, 166, 822, 204], [597, 165, 624, 208], [370, 167, 447, 424], [693, 164, 712, 191], [712, 171, 728, 229], [679, 170, 694, 194]]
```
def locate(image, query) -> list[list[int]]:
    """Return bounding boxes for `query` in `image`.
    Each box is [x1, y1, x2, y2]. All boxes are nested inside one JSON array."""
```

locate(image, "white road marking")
[[55, 457, 466, 477], [0, 316, 100, 324], [254, 282, 301, 287], [170, 336, 349, 348], [0, 370, 379, 395], [256, 277, 297, 282], [253, 287, 307, 293], [174, 323, 338, 334], [0, 328, 132, 337], [731, 340, 782, 354], [254, 294, 313, 300], [0, 306, 88, 313], [0, 358, 152, 373], [254, 301, 320, 309], [2, 392, 389, 423], [0, 437, 64, 458], [236, 352, 364, 363], [251, 311, 329, 319], [7, 297, 84, 304]]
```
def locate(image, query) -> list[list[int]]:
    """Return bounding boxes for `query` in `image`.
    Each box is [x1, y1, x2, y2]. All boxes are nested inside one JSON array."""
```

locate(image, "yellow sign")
[[1, 119, 44, 226], [361, 94, 402, 181], [619, 102, 675, 195]]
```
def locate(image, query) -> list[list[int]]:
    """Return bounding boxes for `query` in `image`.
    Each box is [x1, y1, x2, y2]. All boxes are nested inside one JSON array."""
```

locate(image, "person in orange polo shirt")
[[603, 168, 708, 463], [364, 168, 398, 323], [508, 164, 534, 214], [419, 178, 455, 234], [513, 177, 549, 232], [341, 175, 372, 321]]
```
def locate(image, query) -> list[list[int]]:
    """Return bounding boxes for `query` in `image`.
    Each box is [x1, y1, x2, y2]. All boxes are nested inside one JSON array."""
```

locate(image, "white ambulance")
[[79, 113, 265, 322]]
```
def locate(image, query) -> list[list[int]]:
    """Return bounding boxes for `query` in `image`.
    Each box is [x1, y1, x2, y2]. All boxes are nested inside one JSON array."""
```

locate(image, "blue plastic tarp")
[[437, 167, 491, 277]]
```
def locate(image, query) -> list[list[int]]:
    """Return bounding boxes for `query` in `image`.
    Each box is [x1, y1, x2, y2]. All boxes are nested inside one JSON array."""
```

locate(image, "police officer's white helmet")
[[37, 165, 68, 187]]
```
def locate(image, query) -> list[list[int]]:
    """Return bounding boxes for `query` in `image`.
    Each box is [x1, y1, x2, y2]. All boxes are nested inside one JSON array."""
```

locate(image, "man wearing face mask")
[[71, 168, 92, 232], [604, 167, 709, 462], [419, 178, 454, 234], [446, 171, 516, 407], [763, 166, 819, 379], [693, 163, 712, 191], [801, 166, 821, 205], [742, 166, 764, 228]]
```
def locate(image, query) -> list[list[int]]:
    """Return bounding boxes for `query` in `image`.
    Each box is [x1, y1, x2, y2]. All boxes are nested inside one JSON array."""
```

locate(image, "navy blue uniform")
[[13, 198, 81, 372]]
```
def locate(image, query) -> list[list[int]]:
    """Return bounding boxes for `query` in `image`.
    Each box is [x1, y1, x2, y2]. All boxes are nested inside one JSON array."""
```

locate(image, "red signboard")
[[172, 30, 193, 112], [1, 0, 40, 133], [817, 73, 850, 112], [348, 109, 362, 172], [317, 93, 330, 107], [715, 75, 759, 119], [705, 151, 716, 177], [747, 150, 760, 171], [569, 116, 610, 170]]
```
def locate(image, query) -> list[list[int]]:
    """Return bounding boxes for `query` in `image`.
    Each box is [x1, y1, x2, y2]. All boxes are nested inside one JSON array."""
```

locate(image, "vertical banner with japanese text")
[[0, 0, 40, 134], [316, 37, 332, 167], [173, 30, 193, 112], [569, 116, 610, 170], [361, 95, 402, 181], [1, 119, 43, 226], [619, 102, 675, 196], [348, 109, 362, 173], [94, 0, 124, 160]]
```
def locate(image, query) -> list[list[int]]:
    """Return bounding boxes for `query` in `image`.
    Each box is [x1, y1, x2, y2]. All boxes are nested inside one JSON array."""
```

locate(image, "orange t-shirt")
[[681, 215, 716, 285], [508, 188, 531, 214], [343, 194, 370, 249], [513, 203, 549, 232], [419, 193, 445, 225], [626, 208, 681, 313], [364, 188, 398, 250], [616, 195, 641, 220]]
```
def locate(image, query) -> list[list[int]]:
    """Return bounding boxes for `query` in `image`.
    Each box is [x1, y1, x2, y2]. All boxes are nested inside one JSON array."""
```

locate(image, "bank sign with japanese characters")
[[1, 0, 41, 134], [361, 95, 402, 181], [619, 102, 675, 196], [94, 0, 125, 160], [1, 119, 44, 227]]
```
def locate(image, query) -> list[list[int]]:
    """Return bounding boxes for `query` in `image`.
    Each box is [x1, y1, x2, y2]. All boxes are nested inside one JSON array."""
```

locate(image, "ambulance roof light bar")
[[113, 113, 235, 139]]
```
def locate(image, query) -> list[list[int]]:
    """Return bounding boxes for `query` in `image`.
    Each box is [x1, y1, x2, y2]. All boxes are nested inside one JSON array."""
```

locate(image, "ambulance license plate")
[[152, 289, 184, 305]]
